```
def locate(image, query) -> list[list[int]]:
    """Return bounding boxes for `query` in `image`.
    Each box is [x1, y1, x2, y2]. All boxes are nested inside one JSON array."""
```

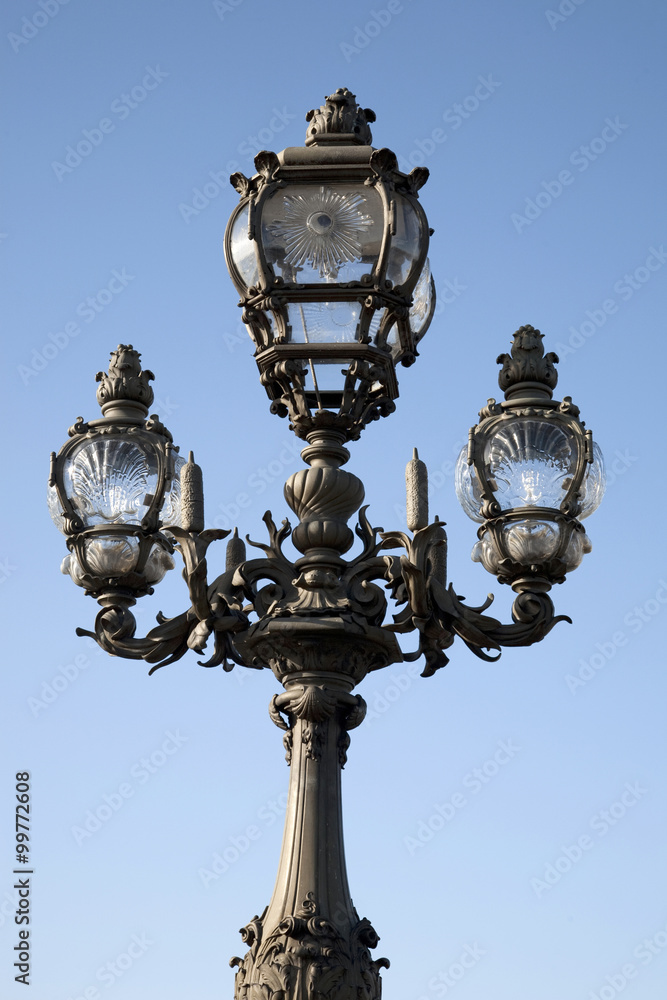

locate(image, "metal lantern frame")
[[224, 89, 435, 441], [462, 325, 598, 588], [48, 345, 179, 600]]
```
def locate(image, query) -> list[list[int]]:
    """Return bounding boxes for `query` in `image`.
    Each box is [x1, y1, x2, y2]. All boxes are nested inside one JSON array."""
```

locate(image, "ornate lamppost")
[[48, 89, 604, 999]]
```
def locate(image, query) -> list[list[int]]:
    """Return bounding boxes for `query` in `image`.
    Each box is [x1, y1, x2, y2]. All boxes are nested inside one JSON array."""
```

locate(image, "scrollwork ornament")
[[74, 527, 250, 672], [283, 730, 293, 765], [231, 895, 387, 1000], [478, 397, 503, 420], [559, 394, 581, 417], [145, 413, 173, 441], [67, 416, 89, 437], [338, 731, 351, 768], [301, 721, 324, 760], [380, 517, 571, 675]]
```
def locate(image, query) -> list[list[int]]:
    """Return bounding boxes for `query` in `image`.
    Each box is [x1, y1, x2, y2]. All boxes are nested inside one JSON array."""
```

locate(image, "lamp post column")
[[230, 433, 394, 1000], [231, 678, 388, 1000]]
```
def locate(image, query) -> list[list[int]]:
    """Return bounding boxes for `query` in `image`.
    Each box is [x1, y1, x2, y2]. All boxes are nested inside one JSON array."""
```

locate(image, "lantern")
[[48, 345, 183, 600], [455, 326, 605, 589], [224, 88, 435, 442]]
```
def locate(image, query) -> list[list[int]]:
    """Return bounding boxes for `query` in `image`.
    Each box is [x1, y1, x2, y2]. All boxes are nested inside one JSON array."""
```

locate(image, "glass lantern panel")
[[455, 445, 485, 522], [160, 452, 186, 528], [63, 437, 160, 528], [579, 440, 606, 518], [229, 204, 260, 288], [262, 184, 383, 283], [386, 324, 400, 353], [368, 309, 399, 356], [301, 357, 351, 411], [409, 257, 434, 340], [368, 309, 383, 343], [287, 301, 361, 343], [485, 419, 575, 511], [47, 482, 66, 533], [386, 195, 421, 288]]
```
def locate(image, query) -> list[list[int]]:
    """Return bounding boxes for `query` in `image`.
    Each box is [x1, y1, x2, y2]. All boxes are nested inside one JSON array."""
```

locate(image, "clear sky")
[[2, 1, 667, 998]]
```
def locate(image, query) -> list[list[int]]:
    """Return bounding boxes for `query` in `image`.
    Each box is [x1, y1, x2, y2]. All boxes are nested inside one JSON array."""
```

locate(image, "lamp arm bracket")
[[76, 527, 251, 673], [379, 520, 570, 676]]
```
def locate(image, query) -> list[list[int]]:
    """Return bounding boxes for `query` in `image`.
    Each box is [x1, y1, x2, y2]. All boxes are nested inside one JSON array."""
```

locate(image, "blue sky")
[[2, 1, 667, 998]]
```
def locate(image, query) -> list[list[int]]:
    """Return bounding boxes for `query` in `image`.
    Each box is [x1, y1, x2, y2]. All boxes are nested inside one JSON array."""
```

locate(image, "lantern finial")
[[496, 325, 559, 399], [95, 344, 155, 418], [305, 88, 376, 146]]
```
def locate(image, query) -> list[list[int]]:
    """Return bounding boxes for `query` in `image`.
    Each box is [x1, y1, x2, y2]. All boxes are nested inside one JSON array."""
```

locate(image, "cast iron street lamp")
[[49, 89, 604, 999]]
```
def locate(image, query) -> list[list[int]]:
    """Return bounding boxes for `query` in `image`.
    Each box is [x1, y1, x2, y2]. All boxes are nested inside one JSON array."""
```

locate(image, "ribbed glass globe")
[[48, 445, 184, 533], [409, 257, 433, 341], [160, 452, 185, 527], [229, 204, 259, 288], [579, 440, 606, 518], [55, 437, 159, 530], [47, 482, 66, 533], [457, 426, 605, 522], [472, 519, 592, 574], [386, 196, 421, 288], [61, 537, 175, 587], [485, 419, 574, 510], [455, 445, 485, 523]]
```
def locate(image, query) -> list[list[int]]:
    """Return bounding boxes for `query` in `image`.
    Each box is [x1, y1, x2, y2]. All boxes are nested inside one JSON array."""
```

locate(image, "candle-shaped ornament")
[[180, 452, 205, 533], [226, 527, 246, 573], [406, 447, 429, 531]]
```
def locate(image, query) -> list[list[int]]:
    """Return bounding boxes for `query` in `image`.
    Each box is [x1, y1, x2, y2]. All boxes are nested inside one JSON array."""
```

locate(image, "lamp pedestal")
[[231, 669, 388, 1000]]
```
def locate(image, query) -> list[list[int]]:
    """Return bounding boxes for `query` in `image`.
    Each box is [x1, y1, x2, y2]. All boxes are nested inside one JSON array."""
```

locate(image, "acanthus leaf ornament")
[[230, 171, 254, 199], [269, 686, 367, 767], [74, 525, 250, 673], [95, 343, 155, 412], [401, 165, 430, 195], [253, 149, 281, 183], [232, 893, 388, 1000], [368, 146, 399, 178], [496, 323, 559, 393]]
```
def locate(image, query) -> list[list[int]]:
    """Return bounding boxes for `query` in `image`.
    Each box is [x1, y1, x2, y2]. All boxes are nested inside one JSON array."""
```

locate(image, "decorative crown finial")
[[305, 88, 376, 146], [496, 325, 559, 398], [95, 344, 155, 413]]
